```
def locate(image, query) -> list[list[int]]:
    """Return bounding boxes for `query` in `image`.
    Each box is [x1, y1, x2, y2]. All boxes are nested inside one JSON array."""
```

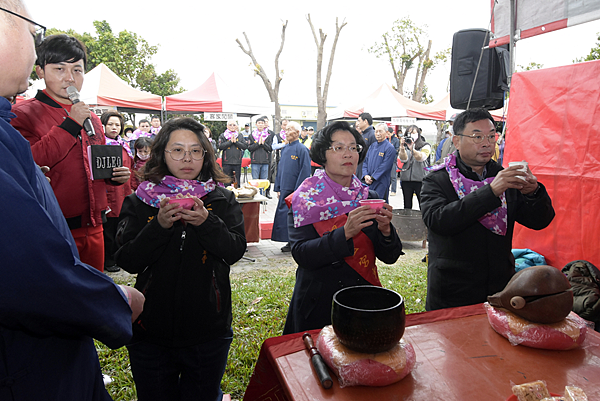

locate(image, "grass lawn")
[[98, 243, 428, 400]]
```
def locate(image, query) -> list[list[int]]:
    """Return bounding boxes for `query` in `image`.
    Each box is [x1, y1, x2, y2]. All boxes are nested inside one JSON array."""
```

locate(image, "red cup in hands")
[[167, 197, 195, 210], [359, 199, 385, 213]]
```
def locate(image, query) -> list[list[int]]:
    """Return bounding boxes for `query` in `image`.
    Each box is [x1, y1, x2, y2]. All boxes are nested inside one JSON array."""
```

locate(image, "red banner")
[[504, 60, 600, 268]]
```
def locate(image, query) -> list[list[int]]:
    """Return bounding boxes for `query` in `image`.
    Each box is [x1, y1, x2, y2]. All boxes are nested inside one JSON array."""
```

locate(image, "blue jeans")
[[127, 329, 233, 401], [390, 162, 398, 193], [251, 163, 269, 179]]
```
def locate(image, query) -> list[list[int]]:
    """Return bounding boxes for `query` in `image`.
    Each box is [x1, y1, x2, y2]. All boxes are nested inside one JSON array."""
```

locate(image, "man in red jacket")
[[11, 34, 130, 272]]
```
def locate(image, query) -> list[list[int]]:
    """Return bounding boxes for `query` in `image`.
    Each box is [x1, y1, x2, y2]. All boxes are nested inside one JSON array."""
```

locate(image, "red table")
[[243, 304, 600, 400], [238, 195, 268, 243]]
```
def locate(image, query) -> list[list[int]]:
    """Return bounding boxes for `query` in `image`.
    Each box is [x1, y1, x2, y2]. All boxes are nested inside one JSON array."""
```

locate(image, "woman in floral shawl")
[[115, 118, 246, 401], [282, 121, 403, 335]]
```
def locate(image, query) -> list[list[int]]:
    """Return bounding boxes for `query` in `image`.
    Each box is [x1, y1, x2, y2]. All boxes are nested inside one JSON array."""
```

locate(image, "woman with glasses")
[[282, 121, 403, 335], [115, 118, 246, 401]]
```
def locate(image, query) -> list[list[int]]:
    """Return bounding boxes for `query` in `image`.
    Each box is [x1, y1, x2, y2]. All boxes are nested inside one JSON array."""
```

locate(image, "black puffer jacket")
[[562, 260, 600, 331], [115, 187, 246, 347]]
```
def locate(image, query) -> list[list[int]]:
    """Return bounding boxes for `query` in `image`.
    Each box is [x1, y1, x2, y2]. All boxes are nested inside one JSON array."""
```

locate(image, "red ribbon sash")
[[313, 215, 381, 287]]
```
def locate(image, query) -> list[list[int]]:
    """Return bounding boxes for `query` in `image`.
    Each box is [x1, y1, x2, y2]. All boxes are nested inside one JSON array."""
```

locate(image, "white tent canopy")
[[327, 84, 446, 121]]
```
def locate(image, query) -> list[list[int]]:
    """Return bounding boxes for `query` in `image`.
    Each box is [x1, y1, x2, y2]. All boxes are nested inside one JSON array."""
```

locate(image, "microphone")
[[66, 86, 95, 137]]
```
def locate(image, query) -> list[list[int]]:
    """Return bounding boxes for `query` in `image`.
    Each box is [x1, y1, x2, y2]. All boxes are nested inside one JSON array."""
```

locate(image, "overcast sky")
[[24, 0, 600, 108]]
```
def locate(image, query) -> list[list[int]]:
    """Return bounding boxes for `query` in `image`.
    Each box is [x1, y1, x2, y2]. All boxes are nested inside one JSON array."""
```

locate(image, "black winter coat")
[[218, 133, 248, 165], [247, 133, 273, 164], [421, 153, 555, 311], [562, 260, 600, 329], [115, 187, 246, 347]]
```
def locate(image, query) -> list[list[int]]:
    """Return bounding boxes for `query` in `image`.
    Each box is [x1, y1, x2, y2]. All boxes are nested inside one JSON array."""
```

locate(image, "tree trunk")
[[414, 40, 432, 103], [236, 22, 288, 132], [307, 15, 347, 131]]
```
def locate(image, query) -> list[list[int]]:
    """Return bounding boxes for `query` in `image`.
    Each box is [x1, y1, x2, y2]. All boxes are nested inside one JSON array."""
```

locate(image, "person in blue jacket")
[[0, 2, 144, 399], [362, 123, 397, 202], [271, 121, 311, 252]]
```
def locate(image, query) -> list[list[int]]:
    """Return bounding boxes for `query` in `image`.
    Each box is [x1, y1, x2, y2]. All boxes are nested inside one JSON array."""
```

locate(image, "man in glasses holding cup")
[[420, 108, 555, 311]]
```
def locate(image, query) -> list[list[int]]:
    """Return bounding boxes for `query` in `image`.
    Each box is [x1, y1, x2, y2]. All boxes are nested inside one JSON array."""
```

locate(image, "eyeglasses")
[[455, 133, 498, 144], [327, 144, 363, 153], [0, 6, 46, 47], [165, 148, 206, 161]]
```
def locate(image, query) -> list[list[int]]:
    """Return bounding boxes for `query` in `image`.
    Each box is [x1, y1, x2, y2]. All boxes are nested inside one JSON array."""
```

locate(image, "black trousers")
[[402, 181, 422, 210], [103, 217, 119, 267], [222, 163, 242, 186]]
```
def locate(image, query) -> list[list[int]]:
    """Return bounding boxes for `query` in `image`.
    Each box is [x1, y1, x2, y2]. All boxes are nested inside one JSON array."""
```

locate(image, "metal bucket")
[[392, 209, 427, 242]]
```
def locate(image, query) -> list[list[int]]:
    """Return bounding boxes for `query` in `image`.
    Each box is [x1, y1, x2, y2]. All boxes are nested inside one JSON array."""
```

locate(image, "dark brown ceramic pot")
[[332, 286, 406, 354]]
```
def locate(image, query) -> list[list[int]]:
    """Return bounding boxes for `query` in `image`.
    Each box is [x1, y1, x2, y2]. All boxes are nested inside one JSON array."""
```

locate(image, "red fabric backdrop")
[[504, 60, 600, 268]]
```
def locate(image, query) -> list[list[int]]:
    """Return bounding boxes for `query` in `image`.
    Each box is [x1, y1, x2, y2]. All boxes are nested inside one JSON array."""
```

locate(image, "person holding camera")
[[399, 125, 431, 209]]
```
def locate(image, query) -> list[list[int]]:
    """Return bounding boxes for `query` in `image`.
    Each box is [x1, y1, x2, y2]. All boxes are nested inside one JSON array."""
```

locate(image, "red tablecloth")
[[241, 202, 260, 243], [243, 304, 600, 400]]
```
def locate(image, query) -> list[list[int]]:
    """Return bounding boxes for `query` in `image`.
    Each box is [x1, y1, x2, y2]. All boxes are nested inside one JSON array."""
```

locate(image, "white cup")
[[509, 161, 528, 181]]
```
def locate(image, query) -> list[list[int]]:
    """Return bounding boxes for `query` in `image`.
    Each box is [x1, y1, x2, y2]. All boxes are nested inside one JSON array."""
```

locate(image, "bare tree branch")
[[273, 21, 288, 117], [307, 14, 346, 131], [235, 21, 288, 132], [323, 18, 347, 107]]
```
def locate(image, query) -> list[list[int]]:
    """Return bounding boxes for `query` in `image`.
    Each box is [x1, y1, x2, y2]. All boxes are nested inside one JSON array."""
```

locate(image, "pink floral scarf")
[[430, 154, 507, 235], [224, 129, 238, 141], [135, 175, 219, 208], [127, 129, 152, 141], [279, 129, 286, 141], [252, 128, 269, 142], [291, 169, 369, 228], [105, 135, 133, 158]]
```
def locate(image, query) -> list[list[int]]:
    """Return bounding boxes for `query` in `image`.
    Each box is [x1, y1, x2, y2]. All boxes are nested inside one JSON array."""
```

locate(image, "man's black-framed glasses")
[[455, 133, 498, 144], [0, 6, 46, 46]]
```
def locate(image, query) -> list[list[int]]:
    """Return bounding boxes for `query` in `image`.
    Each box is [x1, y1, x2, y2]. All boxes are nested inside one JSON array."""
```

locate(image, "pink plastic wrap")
[[316, 325, 416, 387], [484, 302, 588, 350]]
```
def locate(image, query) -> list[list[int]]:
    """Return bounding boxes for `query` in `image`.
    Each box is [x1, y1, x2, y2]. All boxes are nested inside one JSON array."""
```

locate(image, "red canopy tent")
[[164, 73, 272, 117], [504, 60, 600, 268], [80, 63, 163, 112]]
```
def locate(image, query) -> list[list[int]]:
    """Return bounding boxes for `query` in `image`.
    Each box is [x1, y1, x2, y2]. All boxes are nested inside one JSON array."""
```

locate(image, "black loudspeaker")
[[450, 28, 509, 110]]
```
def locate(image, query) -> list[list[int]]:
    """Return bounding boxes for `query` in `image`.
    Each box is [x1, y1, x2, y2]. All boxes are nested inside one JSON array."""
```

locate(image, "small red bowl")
[[167, 197, 195, 210], [359, 199, 385, 213]]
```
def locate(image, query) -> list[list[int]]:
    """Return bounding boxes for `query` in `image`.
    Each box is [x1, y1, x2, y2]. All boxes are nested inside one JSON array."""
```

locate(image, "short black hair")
[[358, 112, 373, 126], [36, 34, 87, 69], [256, 116, 267, 123], [139, 119, 150, 126], [151, 115, 161, 121], [453, 108, 496, 136], [310, 121, 366, 166], [100, 110, 124, 136]]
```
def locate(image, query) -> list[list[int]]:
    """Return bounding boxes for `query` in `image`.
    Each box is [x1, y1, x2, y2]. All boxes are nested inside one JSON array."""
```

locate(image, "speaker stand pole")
[[509, 0, 517, 87]]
